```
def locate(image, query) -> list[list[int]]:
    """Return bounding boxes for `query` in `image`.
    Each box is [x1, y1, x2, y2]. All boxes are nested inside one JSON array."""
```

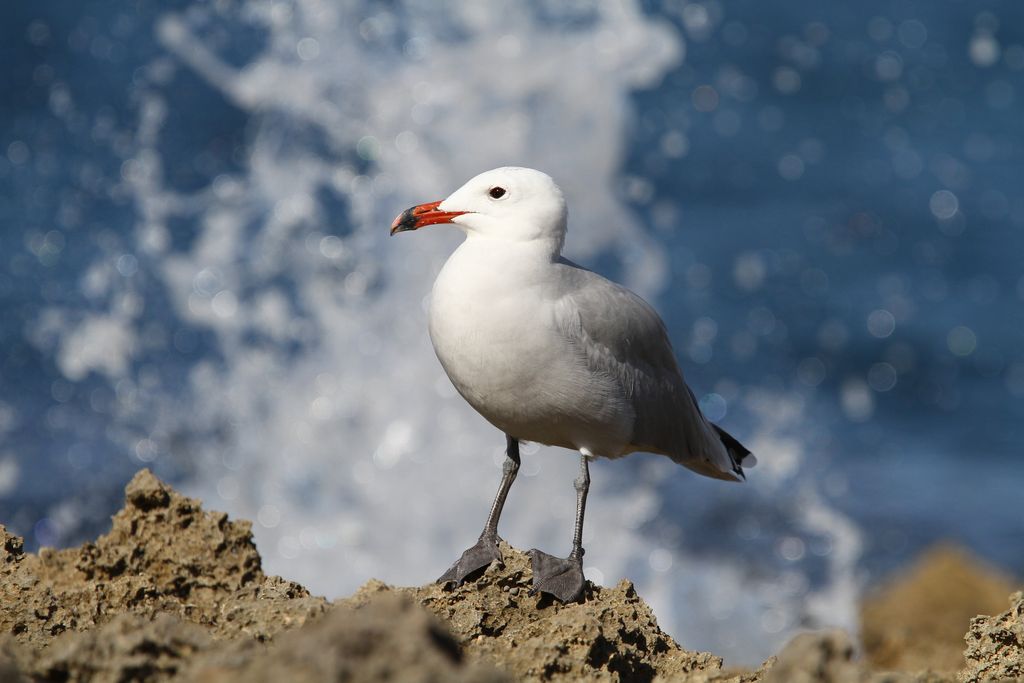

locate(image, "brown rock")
[[860, 544, 1018, 673], [125, 468, 172, 510], [959, 590, 1024, 683], [0, 469, 729, 682], [765, 630, 861, 683], [345, 542, 725, 682], [188, 594, 507, 683], [1, 525, 24, 566], [0, 469, 328, 651], [31, 613, 212, 683], [758, 630, 961, 683], [0, 636, 29, 683], [4, 468, 1005, 683]]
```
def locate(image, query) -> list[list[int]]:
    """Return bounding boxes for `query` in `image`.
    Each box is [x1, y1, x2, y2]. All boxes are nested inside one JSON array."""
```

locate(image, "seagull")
[[391, 167, 754, 602]]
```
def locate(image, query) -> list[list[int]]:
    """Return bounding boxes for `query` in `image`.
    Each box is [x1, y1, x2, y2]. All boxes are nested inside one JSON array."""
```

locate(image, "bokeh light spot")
[[867, 362, 898, 392], [649, 548, 673, 572], [867, 309, 896, 338], [841, 378, 874, 421], [797, 357, 826, 387], [929, 190, 959, 219], [947, 325, 977, 356], [699, 393, 727, 421], [969, 32, 1000, 67], [296, 37, 320, 61]]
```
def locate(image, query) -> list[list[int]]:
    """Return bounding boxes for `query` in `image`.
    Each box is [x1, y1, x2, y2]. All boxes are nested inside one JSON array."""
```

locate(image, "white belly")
[[428, 241, 633, 455]]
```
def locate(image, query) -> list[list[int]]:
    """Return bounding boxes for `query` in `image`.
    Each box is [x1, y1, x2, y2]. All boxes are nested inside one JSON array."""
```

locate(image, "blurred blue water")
[[627, 0, 1024, 578], [1, 0, 1023, 662]]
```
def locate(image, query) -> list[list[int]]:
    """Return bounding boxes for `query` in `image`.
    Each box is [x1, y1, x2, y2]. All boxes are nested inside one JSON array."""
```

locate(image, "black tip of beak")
[[390, 208, 418, 236]]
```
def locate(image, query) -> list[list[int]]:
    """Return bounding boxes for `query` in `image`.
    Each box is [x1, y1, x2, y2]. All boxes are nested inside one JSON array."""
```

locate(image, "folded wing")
[[551, 261, 710, 460]]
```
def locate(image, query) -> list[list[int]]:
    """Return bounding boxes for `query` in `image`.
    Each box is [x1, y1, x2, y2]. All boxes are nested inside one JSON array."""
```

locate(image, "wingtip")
[[732, 452, 756, 482], [711, 424, 754, 480]]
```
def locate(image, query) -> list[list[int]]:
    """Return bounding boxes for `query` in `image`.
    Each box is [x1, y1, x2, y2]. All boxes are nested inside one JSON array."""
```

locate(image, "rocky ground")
[[1, 470, 1021, 682]]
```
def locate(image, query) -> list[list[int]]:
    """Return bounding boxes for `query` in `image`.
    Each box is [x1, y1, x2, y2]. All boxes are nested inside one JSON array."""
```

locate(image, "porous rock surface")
[[0, 470, 499, 682], [959, 591, 1024, 683], [0, 469, 326, 650], [188, 594, 508, 683], [1, 469, 1021, 682], [345, 543, 736, 682]]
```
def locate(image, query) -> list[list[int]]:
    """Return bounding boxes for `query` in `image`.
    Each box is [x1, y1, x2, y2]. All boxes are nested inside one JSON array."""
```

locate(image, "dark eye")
[[488, 186, 507, 199]]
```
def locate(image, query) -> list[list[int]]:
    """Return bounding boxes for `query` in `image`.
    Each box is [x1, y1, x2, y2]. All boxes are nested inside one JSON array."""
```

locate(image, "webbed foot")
[[528, 549, 585, 602], [438, 534, 503, 585]]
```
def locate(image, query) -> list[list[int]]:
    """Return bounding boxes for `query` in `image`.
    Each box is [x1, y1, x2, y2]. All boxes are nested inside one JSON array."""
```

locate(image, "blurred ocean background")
[[2, 0, 1023, 665]]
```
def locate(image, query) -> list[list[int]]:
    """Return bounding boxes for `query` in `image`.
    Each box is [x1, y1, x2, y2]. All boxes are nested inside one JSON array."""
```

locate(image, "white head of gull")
[[391, 166, 755, 602]]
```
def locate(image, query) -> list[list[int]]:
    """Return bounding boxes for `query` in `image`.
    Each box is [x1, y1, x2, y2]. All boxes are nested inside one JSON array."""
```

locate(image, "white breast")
[[428, 238, 633, 455]]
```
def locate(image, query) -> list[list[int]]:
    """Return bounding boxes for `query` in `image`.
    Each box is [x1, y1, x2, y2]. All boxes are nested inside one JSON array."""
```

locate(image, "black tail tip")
[[712, 424, 754, 478]]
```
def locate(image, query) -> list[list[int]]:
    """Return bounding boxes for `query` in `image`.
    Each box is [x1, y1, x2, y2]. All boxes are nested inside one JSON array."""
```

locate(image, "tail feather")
[[712, 424, 755, 480]]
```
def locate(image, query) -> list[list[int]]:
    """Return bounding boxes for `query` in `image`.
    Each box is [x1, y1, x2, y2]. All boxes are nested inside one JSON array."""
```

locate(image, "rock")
[[760, 630, 966, 683], [763, 630, 862, 683], [31, 613, 212, 683], [0, 469, 1016, 683], [188, 594, 507, 683], [124, 468, 172, 510], [0, 636, 29, 683], [345, 542, 725, 681], [861, 545, 1018, 673], [959, 591, 1024, 683], [0, 469, 328, 650], [1, 469, 726, 682], [1, 525, 24, 566]]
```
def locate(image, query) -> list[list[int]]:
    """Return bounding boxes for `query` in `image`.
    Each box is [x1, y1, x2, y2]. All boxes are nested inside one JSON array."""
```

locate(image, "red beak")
[[390, 200, 467, 235]]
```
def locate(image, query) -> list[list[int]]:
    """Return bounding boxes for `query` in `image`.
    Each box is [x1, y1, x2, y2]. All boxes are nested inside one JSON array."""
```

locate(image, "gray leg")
[[528, 452, 589, 602], [438, 435, 521, 585]]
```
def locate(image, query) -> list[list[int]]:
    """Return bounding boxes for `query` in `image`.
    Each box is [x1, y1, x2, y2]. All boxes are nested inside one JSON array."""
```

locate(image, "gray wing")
[[551, 259, 710, 460]]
